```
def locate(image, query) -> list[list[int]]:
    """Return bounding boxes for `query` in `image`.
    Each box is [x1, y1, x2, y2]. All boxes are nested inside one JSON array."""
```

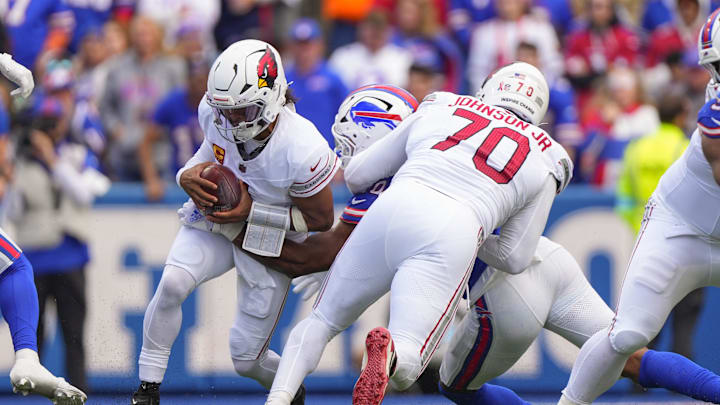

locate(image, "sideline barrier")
[[0, 183, 717, 394]]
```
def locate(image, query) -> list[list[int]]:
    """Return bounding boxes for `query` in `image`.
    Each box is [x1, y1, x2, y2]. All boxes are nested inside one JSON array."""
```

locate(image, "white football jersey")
[[651, 80, 720, 239], [180, 101, 339, 208], [394, 92, 571, 236], [655, 135, 720, 239]]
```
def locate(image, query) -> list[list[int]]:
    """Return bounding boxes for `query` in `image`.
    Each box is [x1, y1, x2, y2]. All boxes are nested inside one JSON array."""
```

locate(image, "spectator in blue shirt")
[[65, 0, 134, 53], [138, 59, 209, 201], [285, 18, 348, 148], [392, 0, 465, 93], [447, 0, 495, 52], [5, 0, 74, 70]]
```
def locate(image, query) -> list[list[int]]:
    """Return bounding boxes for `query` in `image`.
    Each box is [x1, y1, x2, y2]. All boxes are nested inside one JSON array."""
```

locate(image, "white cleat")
[[52, 378, 87, 405], [9, 349, 87, 404]]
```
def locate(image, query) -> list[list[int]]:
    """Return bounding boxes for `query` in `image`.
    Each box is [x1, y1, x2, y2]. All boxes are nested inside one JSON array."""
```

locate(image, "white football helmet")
[[476, 62, 549, 126], [699, 8, 720, 83], [332, 84, 418, 167], [206, 39, 288, 143]]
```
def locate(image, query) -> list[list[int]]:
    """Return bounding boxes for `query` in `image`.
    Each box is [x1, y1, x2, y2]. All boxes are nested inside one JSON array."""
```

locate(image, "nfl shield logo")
[[238, 164, 246, 173]]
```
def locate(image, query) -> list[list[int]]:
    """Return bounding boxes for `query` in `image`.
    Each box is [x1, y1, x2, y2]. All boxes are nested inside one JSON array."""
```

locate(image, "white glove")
[[178, 200, 245, 242], [0, 53, 34, 98], [291, 271, 327, 301]]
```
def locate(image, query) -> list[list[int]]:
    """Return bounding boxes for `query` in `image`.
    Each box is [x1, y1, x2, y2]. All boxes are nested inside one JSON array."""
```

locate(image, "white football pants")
[[268, 179, 482, 399], [561, 197, 720, 404], [139, 226, 292, 388], [440, 237, 613, 390]]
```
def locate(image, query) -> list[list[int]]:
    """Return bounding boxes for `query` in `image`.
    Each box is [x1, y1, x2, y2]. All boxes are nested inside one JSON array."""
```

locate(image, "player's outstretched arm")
[[702, 134, 720, 186], [477, 176, 556, 274], [235, 221, 354, 278]]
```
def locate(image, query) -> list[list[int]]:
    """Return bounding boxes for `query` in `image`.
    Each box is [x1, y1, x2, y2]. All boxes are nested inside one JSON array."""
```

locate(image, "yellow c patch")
[[212, 144, 225, 164]]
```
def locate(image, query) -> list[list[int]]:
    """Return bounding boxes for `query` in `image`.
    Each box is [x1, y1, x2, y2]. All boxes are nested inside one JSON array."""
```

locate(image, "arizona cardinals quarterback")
[[131, 39, 339, 405]]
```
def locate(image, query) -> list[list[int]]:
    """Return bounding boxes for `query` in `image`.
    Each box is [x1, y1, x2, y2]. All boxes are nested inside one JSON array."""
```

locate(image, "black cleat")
[[291, 384, 306, 405], [131, 381, 160, 405]]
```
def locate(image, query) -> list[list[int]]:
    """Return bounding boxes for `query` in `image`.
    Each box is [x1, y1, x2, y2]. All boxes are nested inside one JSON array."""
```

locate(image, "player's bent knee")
[[609, 328, 650, 355], [231, 357, 262, 377], [156, 265, 196, 308]]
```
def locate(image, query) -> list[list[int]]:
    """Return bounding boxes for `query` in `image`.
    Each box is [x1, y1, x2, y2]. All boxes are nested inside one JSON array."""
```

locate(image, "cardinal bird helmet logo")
[[257, 46, 278, 89]]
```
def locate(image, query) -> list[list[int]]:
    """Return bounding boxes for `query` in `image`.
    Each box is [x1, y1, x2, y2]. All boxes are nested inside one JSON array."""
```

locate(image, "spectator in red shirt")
[[565, 0, 641, 108], [646, 0, 708, 67]]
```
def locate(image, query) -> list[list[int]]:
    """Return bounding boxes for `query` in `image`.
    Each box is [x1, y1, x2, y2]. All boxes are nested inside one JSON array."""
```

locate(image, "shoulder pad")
[[419, 91, 456, 108], [543, 140, 573, 193]]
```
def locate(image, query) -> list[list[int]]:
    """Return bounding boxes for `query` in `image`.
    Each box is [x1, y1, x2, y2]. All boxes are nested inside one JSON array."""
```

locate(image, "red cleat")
[[352, 327, 396, 405]]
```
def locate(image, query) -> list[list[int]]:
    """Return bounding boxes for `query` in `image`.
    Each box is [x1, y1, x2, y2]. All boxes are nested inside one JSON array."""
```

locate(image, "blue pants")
[[0, 254, 39, 352]]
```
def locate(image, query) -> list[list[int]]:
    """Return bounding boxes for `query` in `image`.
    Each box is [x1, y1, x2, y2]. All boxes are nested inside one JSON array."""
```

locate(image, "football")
[[200, 163, 243, 212]]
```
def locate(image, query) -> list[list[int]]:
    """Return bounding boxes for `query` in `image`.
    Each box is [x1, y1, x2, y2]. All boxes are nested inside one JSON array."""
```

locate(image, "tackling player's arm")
[[477, 176, 556, 274], [233, 221, 354, 278]]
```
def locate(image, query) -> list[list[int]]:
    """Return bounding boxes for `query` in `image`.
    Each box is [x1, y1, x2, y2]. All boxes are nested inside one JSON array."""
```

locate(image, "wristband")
[[242, 202, 290, 257], [290, 206, 308, 233]]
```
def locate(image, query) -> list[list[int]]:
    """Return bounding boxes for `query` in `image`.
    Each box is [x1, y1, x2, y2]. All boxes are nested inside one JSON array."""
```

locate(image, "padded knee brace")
[[155, 265, 196, 309], [609, 328, 650, 355]]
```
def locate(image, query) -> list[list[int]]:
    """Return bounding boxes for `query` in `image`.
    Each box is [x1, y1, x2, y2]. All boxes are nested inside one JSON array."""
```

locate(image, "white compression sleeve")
[[139, 265, 196, 383], [477, 176, 556, 274], [267, 312, 340, 401], [560, 330, 628, 405]]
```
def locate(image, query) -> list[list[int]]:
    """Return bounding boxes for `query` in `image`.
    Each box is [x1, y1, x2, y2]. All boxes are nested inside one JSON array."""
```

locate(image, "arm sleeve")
[[288, 147, 340, 198], [344, 114, 417, 194], [477, 176, 556, 274], [175, 138, 215, 186]]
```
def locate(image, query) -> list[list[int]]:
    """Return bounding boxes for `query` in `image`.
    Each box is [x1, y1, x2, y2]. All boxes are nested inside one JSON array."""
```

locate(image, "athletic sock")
[[439, 382, 531, 405], [639, 349, 720, 403], [0, 256, 39, 352]]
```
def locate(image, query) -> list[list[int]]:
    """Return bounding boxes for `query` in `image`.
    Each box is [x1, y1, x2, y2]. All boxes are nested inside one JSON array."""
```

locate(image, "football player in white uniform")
[[242, 83, 720, 405], [262, 62, 572, 405], [132, 40, 339, 405], [0, 55, 86, 404], [557, 10, 720, 405]]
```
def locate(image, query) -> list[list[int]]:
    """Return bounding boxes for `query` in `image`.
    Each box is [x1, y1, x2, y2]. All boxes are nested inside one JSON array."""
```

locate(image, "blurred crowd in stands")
[[0, 0, 713, 196], [0, 0, 715, 390]]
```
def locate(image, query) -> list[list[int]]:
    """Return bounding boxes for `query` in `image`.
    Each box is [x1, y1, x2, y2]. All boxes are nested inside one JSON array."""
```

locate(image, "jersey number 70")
[[431, 108, 530, 184]]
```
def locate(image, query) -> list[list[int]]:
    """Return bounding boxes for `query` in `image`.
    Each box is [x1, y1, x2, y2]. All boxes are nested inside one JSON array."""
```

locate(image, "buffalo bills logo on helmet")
[[257, 46, 278, 89], [350, 100, 403, 130]]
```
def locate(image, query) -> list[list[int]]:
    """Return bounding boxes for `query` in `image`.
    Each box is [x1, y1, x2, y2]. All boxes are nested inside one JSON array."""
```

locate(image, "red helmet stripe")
[[348, 84, 419, 111], [353, 111, 403, 121], [703, 8, 720, 46]]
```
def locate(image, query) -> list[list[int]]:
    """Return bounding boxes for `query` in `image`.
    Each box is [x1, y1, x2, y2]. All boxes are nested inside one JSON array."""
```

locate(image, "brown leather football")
[[200, 164, 243, 212]]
